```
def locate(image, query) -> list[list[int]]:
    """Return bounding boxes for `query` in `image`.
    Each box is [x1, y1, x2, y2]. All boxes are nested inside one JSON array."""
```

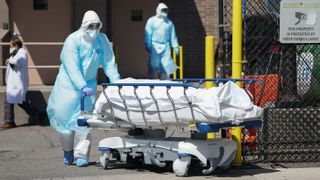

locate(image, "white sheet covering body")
[[94, 78, 263, 126]]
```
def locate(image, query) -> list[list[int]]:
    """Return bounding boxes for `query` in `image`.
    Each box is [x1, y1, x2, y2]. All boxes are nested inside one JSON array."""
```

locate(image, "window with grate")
[[34, 0, 48, 10]]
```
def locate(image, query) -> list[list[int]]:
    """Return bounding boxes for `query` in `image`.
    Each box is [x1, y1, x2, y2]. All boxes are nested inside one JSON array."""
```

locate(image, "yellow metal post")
[[231, 0, 243, 167], [205, 36, 214, 89], [205, 36, 215, 139]]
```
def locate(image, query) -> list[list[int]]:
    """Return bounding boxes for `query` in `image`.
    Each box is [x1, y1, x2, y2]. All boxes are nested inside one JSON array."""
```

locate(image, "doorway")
[[112, 0, 159, 78]]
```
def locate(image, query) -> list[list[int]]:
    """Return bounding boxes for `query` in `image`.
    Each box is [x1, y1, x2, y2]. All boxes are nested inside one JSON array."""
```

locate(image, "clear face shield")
[[87, 23, 101, 30]]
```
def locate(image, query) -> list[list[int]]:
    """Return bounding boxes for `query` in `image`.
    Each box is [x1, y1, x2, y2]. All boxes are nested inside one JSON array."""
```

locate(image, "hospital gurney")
[[77, 78, 263, 176]]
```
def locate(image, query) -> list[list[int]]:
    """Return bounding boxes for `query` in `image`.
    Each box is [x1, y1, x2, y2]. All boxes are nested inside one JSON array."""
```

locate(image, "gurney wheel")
[[172, 156, 191, 177], [100, 152, 110, 170], [101, 157, 109, 170]]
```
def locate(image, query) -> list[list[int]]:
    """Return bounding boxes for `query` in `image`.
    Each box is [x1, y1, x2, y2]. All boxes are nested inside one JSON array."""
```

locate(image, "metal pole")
[[205, 36, 215, 139], [205, 36, 215, 88], [231, 0, 243, 167], [218, 0, 225, 78]]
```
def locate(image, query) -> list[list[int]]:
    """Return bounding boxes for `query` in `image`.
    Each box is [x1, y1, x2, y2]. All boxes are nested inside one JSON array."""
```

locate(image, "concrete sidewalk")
[[1, 125, 320, 180], [40, 167, 320, 180]]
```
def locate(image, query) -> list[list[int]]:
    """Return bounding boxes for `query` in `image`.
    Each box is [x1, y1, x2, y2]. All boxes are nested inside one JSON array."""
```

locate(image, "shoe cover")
[[76, 158, 88, 167], [64, 150, 74, 165]]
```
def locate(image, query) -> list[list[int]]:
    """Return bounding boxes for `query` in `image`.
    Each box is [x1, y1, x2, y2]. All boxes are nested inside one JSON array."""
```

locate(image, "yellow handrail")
[[173, 46, 183, 79]]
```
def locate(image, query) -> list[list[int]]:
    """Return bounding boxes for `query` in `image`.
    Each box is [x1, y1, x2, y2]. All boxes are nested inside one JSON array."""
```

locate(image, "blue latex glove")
[[82, 87, 94, 96]]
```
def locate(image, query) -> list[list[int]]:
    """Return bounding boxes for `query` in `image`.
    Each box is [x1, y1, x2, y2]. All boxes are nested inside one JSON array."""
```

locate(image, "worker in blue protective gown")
[[144, 3, 180, 80], [47, 10, 120, 167]]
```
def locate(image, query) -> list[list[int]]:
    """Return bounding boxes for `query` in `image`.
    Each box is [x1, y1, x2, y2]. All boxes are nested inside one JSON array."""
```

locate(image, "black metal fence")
[[222, 0, 320, 163]]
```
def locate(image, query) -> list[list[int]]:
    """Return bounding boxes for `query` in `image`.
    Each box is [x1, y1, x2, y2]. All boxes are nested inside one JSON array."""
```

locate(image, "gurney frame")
[[77, 78, 262, 176]]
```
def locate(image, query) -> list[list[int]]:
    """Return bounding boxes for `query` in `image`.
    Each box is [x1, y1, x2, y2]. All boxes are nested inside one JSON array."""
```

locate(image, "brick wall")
[[161, 0, 219, 77]]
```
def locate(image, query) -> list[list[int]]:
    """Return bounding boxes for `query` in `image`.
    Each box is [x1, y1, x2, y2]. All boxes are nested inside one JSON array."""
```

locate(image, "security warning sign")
[[280, 0, 320, 43]]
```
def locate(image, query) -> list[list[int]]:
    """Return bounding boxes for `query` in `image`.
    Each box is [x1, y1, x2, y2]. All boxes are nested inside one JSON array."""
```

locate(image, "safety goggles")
[[87, 23, 101, 30], [161, 8, 169, 14]]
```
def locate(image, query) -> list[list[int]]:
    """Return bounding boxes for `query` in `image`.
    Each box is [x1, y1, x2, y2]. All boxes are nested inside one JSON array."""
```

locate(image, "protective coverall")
[[144, 3, 179, 80], [47, 10, 120, 167]]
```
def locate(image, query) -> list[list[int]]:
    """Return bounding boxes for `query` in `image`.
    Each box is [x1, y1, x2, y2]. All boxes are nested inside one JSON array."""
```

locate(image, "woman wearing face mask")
[[0, 36, 42, 129]]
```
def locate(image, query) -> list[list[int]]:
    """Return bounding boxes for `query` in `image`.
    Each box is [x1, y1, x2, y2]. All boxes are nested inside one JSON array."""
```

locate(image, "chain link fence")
[[222, 0, 320, 163]]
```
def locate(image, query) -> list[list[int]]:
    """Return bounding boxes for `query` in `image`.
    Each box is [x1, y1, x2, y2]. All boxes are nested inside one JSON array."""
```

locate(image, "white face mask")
[[86, 29, 99, 41], [160, 12, 168, 18]]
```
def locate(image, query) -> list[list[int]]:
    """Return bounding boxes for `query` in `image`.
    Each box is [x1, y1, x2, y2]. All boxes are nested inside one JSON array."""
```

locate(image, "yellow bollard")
[[231, 0, 243, 167], [205, 36, 214, 89], [205, 36, 215, 139]]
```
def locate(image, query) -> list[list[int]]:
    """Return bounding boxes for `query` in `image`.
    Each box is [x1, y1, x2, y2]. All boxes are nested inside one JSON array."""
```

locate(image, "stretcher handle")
[[101, 83, 198, 88], [80, 92, 95, 113], [173, 78, 262, 85], [81, 93, 87, 112]]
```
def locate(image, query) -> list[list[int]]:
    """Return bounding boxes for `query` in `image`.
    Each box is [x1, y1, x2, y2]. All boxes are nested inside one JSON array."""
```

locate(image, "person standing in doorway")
[[0, 36, 42, 129], [144, 2, 180, 80]]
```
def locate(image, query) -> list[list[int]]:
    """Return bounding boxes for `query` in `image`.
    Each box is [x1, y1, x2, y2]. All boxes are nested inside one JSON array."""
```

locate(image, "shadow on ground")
[[89, 161, 280, 177]]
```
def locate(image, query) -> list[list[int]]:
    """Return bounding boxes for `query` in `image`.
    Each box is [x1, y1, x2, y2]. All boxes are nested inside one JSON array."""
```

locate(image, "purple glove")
[[82, 87, 94, 96]]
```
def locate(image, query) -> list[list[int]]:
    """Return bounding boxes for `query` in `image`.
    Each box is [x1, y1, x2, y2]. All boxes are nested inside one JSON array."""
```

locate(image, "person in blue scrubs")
[[144, 3, 180, 80], [47, 10, 120, 167]]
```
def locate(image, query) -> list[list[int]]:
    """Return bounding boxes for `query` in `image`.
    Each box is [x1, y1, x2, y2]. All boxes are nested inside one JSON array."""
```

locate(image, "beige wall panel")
[[10, 0, 72, 85]]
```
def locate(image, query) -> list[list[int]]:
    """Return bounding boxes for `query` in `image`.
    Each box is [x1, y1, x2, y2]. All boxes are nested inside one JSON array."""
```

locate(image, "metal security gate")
[[221, 0, 320, 163]]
